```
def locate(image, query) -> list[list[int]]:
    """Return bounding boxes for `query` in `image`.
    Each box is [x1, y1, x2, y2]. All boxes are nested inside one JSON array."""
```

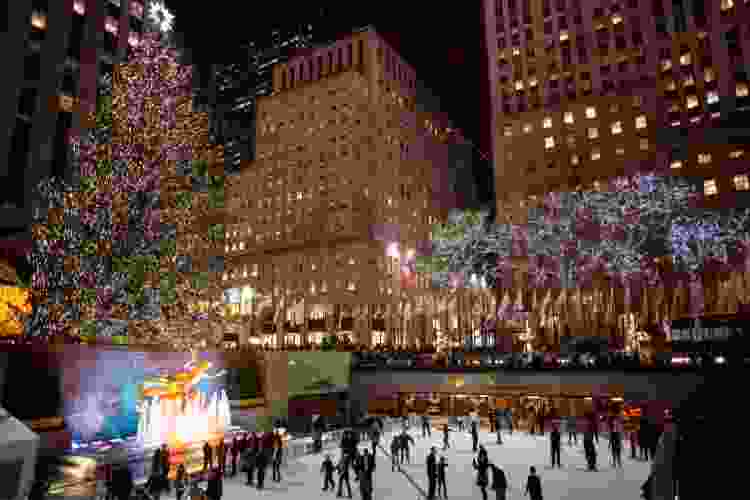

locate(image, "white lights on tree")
[[149, 1, 174, 33]]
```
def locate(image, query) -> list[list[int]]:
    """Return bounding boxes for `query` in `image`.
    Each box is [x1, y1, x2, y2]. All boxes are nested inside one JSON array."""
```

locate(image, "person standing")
[[160, 444, 170, 493], [592, 414, 600, 444], [442, 423, 451, 451], [495, 412, 503, 445], [472, 453, 490, 500], [336, 452, 353, 498], [321, 454, 336, 493], [489, 462, 508, 500], [426, 446, 438, 500], [271, 431, 283, 482], [205, 468, 222, 500], [400, 430, 415, 464], [523, 466, 543, 500], [174, 465, 187, 500], [630, 428, 638, 459], [638, 422, 649, 460], [145, 470, 163, 500], [422, 414, 431, 438], [203, 441, 213, 472], [112, 465, 133, 500], [457, 414, 464, 432], [390, 434, 401, 470], [471, 419, 479, 453], [230, 435, 240, 476], [610, 421, 623, 468], [489, 412, 495, 433], [550, 424, 562, 468], [355, 449, 375, 500], [437, 455, 448, 499], [255, 443, 268, 490]]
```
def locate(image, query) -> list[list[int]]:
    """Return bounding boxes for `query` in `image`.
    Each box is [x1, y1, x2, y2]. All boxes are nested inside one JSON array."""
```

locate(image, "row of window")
[[503, 104, 645, 137], [703, 175, 750, 196], [279, 39, 364, 91]]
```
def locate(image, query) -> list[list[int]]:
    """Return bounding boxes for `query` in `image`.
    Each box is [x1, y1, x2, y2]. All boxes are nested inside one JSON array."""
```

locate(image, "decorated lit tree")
[[16, 32, 233, 346]]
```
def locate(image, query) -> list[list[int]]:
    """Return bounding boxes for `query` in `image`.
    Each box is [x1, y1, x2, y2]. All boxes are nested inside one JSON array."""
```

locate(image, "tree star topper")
[[149, 1, 174, 33]]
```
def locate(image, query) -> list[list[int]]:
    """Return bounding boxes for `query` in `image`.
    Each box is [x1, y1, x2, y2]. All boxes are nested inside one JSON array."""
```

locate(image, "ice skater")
[[320, 454, 336, 493]]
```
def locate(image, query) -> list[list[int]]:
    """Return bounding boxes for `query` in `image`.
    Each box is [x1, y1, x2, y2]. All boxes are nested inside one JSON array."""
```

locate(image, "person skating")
[[567, 416, 577, 446], [255, 442, 268, 490], [524, 466, 543, 500], [550, 424, 562, 468], [202, 441, 213, 472], [205, 468, 222, 500], [489, 412, 495, 433], [442, 424, 451, 451], [370, 425, 380, 457], [354, 449, 375, 500], [592, 414, 600, 444], [495, 412, 503, 445], [159, 444, 171, 493], [336, 452, 353, 498], [426, 446, 438, 500], [472, 452, 490, 500], [390, 434, 401, 471], [471, 420, 479, 453], [321, 454, 337, 493], [584, 430, 597, 471], [174, 465, 187, 500], [271, 431, 283, 482], [489, 462, 508, 500], [610, 424, 623, 468], [422, 414, 432, 438], [437, 455, 448, 499], [399, 430, 415, 464], [477, 444, 488, 465]]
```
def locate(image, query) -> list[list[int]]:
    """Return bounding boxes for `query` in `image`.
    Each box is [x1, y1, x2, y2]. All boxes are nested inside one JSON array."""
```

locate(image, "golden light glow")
[[0, 287, 31, 337]]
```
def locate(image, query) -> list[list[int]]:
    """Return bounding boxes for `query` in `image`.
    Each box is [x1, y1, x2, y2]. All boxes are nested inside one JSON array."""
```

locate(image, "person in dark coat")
[[550, 425, 562, 468], [336, 452, 353, 498], [203, 442, 213, 471], [205, 469, 223, 500], [442, 424, 451, 451], [489, 462, 508, 500], [471, 420, 479, 452], [584, 430, 597, 471], [242, 446, 256, 486], [254, 444, 268, 490], [145, 471, 163, 500], [230, 436, 240, 476], [638, 423, 649, 460], [472, 453, 490, 500], [609, 425, 623, 468], [399, 430, 415, 464], [524, 466, 543, 500], [391, 434, 401, 470], [151, 447, 163, 484], [437, 455, 448, 499], [174, 464, 187, 500], [354, 449, 375, 500], [160, 444, 171, 493], [426, 446, 438, 500], [370, 426, 380, 457], [422, 414, 432, 438], [271, 431, 283, 482], [112, 465, 134, 500], [321, 454, 336, 492]]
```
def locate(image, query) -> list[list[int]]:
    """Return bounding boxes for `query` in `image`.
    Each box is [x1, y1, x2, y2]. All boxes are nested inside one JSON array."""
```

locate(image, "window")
[[661, 59, 672, 71], [670, 160, 683, 169], [544, 136, 555, 149], [588, 127, 599, 139], [721, 0, 734, 11], [635, 115, 647, 129], [616, 147, 625, 155], [543, 117, 552, 128], [504, 125, 513, 137], [697, 153, 712, 165], [737, 83, 749, 97], [734, 175, 749, 190], [680, 52, 692, 66], [611, 121, 623, 134], [730, 150, 745, 159], [686, 95, 700, 109], [639, 138, 649, 150], [704, 179, 718, 196], [570, 154, 580, 166], [523, 123, 533, 133], [585, 106, 596, 118], [591, 148, 601, 160], [564, 111, 574, 124], [515, 80, 524, 90], [706, 91, 719, 104]]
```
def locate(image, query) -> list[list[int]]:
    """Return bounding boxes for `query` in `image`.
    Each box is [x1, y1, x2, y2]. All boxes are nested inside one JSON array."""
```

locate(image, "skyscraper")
[[481, 0, 750, 222]]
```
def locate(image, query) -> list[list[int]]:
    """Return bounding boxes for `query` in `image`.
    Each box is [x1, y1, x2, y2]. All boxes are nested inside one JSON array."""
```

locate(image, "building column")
[[302, 297, 309, 345], [327, 303, 336, 339], [385, 303, 393, 346]]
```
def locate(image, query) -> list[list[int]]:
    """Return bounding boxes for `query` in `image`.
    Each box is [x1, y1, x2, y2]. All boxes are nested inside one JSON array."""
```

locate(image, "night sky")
[[163, 0, 493, 202]]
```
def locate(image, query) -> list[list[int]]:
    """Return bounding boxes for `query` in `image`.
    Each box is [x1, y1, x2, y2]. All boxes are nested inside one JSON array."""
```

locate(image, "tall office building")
[[215, 28, 493, 349], [0, 0, 173, 231], [481, 0, 750, 222]]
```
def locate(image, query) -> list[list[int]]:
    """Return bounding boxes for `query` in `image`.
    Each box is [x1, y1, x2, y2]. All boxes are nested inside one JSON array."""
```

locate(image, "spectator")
[[205, 468, 223, 500], [174, 465, 187, 500]]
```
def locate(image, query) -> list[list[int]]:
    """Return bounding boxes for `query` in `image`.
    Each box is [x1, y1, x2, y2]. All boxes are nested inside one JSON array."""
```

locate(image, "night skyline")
[[163, 0, 493, 202]]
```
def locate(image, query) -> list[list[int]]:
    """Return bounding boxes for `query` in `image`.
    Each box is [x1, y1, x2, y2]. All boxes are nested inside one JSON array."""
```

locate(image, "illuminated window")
[[611, 121, 623, 135], [721, 0, 734, 10], [585, 106, 597, 118], [321, 281, 328, 293], [670, 160, 683, 169], [611, 14, 623, 24], [737, 83, 749, 97], [632, 95, 643, 108], [706, 91, 719, 104], [504, 125, 513, 137], [31, 11, 47, 29], [734, 175, 750, 190], [564, 112, 574, 124], [347, 280, 357, 291], [591, 148, 601, 160], [683, 74, 695, 87], [698, 153, 712, 164], [543, 117, 553, 128], [640, 138, 649, 150], [588, 127, 599, 139], [512, 47, 521, 56], [310, 282, 317, 295], [225, 244, 230, 252], [529, 76, 538, 87], [544, 136, 555, 149], [704, 179, 718, 196], [239, 242, 245, 251], [222, 273, 228, 281], [680, 52, 692, 66], [560, 30, 569, 42], [687, 95, 700, 109], [616, 147, 625, 155], [661, 59, 672, 71], [515, 80, 525, 90], [635, 115, 647, 129], [665, 79, 677, 91], [730, 150, 745, 159], [570, 154, 580, 166], [704, 68, 715, 82], [523, 123, 533, 133]]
